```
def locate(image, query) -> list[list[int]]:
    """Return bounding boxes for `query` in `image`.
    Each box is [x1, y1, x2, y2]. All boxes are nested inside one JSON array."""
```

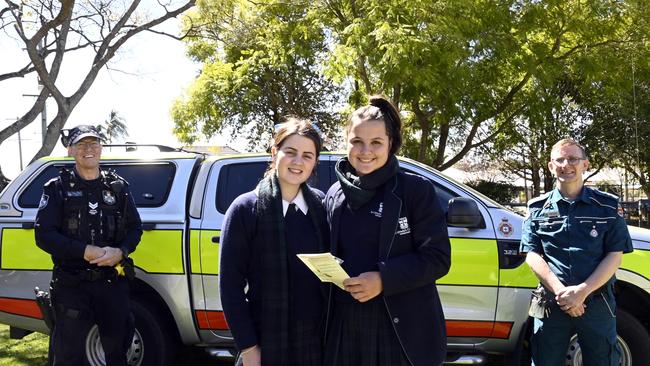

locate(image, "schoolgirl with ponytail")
[[324, 95, 452, 366]]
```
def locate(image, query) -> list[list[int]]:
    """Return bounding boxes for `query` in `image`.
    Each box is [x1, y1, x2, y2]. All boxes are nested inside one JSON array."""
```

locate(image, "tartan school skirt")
[[323, 299, 410, 366], [288, 317, 323, 366], [234, 318, 322, 366]]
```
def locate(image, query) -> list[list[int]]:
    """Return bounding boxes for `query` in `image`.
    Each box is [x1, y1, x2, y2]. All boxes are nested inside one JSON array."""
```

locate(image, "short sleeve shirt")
[[520, 187, 633, 286]]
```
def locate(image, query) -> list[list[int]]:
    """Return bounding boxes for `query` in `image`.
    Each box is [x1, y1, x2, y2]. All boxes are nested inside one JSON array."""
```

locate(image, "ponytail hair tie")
[[369, 95, 402, 155]]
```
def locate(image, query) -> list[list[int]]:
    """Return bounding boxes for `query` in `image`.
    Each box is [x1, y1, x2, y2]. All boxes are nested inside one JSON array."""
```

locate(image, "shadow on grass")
[[0, 324, 48, 366]]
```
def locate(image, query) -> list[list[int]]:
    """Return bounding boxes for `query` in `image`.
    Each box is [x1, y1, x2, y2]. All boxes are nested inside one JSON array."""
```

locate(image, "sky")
[[0, 16, 229, 179]]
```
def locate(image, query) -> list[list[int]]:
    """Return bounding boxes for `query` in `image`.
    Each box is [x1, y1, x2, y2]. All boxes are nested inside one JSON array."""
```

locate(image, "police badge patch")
[[38, 194, 49, 210], [102, 190, 116, 205]]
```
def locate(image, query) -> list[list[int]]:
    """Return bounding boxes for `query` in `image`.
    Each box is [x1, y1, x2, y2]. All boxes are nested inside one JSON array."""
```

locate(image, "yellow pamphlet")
[[297, 253, 349, 290]]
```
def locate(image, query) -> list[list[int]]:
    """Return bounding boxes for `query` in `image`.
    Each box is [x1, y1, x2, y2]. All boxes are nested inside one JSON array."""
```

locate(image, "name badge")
[[546, 210, 559, 219]]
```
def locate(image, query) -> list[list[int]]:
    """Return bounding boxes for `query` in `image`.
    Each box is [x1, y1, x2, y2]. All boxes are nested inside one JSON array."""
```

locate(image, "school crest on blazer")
[[396, 216, 410, 235]]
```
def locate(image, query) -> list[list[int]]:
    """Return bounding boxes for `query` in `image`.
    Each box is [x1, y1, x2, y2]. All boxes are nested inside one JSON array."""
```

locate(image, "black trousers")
[[50, 271, 133, 366]]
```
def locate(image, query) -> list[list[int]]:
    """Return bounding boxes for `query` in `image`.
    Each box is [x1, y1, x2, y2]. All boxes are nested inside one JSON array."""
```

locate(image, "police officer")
[[520, 138, 633, 366], [34, 125, 143, 366]]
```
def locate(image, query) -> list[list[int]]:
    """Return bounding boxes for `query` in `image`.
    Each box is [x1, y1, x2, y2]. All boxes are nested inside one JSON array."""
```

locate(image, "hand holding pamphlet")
[[297, 252, 349, 290]]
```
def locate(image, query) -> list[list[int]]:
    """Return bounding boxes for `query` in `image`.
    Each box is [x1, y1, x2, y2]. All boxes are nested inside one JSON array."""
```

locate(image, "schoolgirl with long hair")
[[220, 118, 328, 366]]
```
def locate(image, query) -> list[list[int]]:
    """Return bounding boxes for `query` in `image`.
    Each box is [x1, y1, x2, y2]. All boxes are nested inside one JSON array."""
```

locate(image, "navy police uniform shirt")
[[520, 187, 633, 286], [34, 169, 142, 268]]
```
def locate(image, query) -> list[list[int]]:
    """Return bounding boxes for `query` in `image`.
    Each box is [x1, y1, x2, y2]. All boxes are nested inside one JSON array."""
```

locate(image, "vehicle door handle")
[[142, 223, 156, 231], [22, 222, 34, 229], [211, 236, 220, 243]]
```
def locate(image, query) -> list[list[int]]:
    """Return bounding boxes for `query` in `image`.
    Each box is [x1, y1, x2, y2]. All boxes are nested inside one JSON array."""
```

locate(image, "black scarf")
[[335, 155, 400, 210], [255, 173, 326, 365]]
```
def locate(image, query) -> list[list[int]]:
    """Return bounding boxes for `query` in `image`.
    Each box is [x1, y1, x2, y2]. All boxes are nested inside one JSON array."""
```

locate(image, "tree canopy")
[[580, 41, 650, 197], [175, 0, 648, 176], [171, 0, 343, 148], [0, 0, 194, 187]]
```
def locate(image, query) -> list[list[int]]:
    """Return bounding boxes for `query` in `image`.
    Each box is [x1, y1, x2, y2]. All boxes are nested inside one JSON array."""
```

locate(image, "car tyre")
[[616, 309, 650, 366], [84, 299, 178, 366], [564, 308, 650, 366], [130, 300, 178, 366]]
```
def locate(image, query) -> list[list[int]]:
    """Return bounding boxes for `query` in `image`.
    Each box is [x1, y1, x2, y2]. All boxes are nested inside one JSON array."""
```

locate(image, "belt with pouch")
[[55, 266, 117, 282]]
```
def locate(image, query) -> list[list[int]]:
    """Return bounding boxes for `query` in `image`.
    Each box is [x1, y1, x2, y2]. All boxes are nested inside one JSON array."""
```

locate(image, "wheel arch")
[[129, 278, 181, 345], [615, 280, 650, 332]]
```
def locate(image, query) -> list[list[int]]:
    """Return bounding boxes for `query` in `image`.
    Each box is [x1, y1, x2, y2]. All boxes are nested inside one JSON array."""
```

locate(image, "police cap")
[[60, 125, 102, 147]]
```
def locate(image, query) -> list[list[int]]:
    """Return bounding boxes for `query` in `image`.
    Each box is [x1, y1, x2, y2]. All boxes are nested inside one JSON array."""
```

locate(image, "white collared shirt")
[[282, 189, 309, 217]]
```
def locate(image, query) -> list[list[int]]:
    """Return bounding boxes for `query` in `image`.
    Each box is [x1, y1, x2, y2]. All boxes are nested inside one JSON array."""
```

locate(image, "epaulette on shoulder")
[[59, 166, 73, 177], [103, 169, 128, 185], [592, 189, 619, 202], [590, 189, 619, 210], [43, 176, 60, 188], [528, 192, 551, 208]]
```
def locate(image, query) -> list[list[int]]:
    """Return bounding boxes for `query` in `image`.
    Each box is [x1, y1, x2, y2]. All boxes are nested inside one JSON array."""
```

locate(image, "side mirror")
[[447, 197, 485, 229]]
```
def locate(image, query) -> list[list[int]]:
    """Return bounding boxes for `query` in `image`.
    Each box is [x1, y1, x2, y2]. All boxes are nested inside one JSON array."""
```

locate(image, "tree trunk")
[[411, 101, 434, 166], [531, 163, 541, 197], [543, 169, 554, 193], [434, 121, 449, 168]]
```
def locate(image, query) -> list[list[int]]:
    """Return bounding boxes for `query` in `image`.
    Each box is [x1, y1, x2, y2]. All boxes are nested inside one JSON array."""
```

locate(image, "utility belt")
[[529, 283, 610, 319], [54, 266, 118, 284]]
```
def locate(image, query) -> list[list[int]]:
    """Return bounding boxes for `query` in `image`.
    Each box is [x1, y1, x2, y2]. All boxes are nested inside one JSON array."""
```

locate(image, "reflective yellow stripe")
[[438, 238, 499, 286], [499, 262, 537, 288], [0, 228, 184, 274], [189, 230, 201, 274], [189, 229, 220, 275], [621, 249, 650, 280], [1, 228, 53, 270], [131, 230, 184, 274]]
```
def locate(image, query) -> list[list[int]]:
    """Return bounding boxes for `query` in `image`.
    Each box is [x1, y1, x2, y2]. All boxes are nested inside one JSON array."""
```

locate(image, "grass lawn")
[[0, 324, 48, 366], [0, 323, 232, 366]]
